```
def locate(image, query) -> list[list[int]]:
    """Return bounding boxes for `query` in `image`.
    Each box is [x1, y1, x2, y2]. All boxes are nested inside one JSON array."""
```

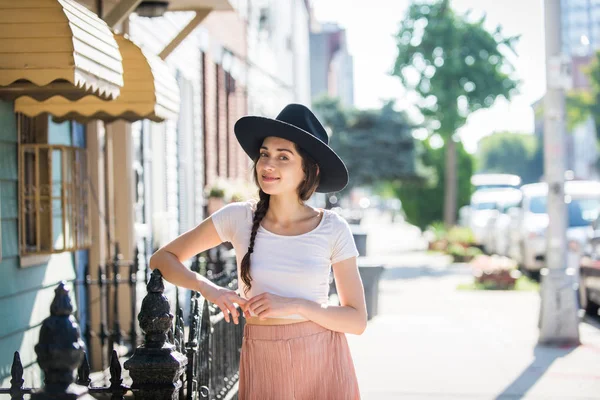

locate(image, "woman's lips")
[[262, 176, 280, 182]]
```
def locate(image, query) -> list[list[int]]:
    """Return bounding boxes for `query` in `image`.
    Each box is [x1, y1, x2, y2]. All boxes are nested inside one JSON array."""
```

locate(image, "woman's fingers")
[[233, 295, 248, 308], [245, 293, 267, 309], [217, 298, 240, 324], [246, 299, 264, 315], [224, 301, 240, 324], [217, 303, 231, 323], [253, 304, 269, 317]]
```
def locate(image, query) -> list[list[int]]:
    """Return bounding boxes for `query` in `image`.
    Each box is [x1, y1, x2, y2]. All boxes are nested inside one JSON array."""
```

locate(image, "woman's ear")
[[316, 165, 320, 176]]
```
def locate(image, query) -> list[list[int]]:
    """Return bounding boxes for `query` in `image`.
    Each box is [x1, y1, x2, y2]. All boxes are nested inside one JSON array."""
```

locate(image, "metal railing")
[[0, 247, 243, 400], [79, 243, 140, 370]]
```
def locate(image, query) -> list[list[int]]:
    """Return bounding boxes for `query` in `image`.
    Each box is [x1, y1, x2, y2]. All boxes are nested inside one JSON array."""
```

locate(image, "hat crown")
[[275, 104, 329, 145]]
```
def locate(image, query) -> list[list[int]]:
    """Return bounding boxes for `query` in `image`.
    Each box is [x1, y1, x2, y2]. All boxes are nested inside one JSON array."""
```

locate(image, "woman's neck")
[[265, 194, 311, 225]]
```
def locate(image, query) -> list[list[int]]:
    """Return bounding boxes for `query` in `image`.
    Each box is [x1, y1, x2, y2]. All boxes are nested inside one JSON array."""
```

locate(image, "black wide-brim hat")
[[234, 103, 349, 193]]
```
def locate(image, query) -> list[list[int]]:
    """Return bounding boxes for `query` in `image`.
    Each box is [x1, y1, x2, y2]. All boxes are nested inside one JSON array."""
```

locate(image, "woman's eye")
[[260, 153, 268, 158], [280, 156, 289, 161]]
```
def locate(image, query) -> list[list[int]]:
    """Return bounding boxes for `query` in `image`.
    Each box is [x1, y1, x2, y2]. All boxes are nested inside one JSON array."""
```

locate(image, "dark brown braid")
[[239, 143, 320, 295], [240, 189, 269, 295]]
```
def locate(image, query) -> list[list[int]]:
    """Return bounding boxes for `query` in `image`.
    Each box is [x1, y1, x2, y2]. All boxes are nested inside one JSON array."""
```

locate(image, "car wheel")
[[580, 277, 599, 316], [518, 242, 527, 271], [585, 291, 600, 317], [578, 279, 587, 310]]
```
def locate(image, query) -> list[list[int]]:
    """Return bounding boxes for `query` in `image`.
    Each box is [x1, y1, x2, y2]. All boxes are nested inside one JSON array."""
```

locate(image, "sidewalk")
[[347, 214, 600, 399]]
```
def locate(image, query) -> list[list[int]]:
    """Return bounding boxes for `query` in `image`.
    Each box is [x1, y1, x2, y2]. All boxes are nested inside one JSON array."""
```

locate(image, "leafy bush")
[[447, 226, 476, 246], [447, 243, 481, 263], [447, 243, 466, 257], [465, 246, 483, 259], [392, 134, 475, 230], [205, 178, 257, 202], [428, 222, 447, 241]]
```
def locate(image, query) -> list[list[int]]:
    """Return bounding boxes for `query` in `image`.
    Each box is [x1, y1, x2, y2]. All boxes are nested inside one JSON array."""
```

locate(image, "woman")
[[150, 104, 367, 399]]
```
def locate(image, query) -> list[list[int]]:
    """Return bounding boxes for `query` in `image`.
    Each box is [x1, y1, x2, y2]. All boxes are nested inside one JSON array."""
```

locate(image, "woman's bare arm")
[[149, 217, 246, 324], [294, 256, 367, 334]]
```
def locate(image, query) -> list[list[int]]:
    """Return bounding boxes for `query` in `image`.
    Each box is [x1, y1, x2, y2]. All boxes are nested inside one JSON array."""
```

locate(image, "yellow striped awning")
[[0, 0, 124, 101], [15, 34, 180, 123], [167, 0, 233, 11]]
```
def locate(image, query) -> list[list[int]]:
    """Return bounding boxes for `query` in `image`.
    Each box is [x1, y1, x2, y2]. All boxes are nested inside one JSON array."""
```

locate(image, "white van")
[[471, 173, 521, 190], [507, 180, 600, 274]]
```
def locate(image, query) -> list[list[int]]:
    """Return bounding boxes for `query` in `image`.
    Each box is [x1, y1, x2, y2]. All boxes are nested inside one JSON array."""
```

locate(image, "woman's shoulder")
[[323, 208, 347, 222], [212, 200, 255, 220], [322, 208, 352, 229]]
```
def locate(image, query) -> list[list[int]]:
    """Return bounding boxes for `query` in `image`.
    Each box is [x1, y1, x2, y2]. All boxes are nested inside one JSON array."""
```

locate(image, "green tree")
[[477, 132, 543, 184], [313, 97, 417, 191], [378, 138, 474, 230], [391, 0, 519, 226]]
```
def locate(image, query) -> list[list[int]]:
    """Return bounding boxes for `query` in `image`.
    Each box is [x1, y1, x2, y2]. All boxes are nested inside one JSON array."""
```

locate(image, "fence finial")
[[124, 269, 187, 399], [10, 351, 24, 399], [136, 269, 172, 348], [32, 282, 93, 399]]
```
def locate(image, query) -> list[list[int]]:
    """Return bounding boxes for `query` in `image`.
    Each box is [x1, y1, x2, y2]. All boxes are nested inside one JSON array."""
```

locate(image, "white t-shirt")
[[210, 200, 359, 319]]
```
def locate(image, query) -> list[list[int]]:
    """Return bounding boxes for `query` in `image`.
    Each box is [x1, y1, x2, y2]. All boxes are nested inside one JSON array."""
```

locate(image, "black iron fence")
[[76, 242, 235, 372], [0, 246, 243, 400], [78, 243, 141, 370]]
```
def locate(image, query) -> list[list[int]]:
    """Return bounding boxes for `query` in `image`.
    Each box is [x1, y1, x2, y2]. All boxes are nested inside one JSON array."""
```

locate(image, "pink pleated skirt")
[[238, 321, 361, 400]]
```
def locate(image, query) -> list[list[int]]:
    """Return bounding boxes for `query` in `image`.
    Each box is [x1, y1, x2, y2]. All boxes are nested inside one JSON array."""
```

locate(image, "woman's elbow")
[[357, 319, 368, 335], [351, 313, 368, 335], [148, 250, 165, 271]]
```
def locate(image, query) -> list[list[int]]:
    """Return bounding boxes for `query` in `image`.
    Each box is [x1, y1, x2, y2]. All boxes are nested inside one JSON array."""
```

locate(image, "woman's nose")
[[261, 158, 275, 170], [263, 163, 275, 172]]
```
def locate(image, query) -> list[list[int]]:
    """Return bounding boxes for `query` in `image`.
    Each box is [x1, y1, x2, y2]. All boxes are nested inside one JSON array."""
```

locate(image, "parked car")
[[468, 188, 521, 248], [484, 190, 522, 257], [471, 173, 521, 191], [576, 214, 600, 316], [508, 181, 600, 276], [570, 223, 600, 316]]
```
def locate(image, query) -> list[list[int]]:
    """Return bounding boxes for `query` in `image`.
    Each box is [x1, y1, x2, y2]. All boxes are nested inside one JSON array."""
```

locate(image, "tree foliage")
[[313, 97, 417, 192], [391, 0, 520, 225], [476, 132, 543, 184], [565, 51, 600, 137], [378, 138, 474, 230]]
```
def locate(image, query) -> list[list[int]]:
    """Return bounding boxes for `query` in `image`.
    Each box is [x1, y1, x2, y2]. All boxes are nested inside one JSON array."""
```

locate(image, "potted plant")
[[425, 222, 448, 252], [205, 181, 228, 215]]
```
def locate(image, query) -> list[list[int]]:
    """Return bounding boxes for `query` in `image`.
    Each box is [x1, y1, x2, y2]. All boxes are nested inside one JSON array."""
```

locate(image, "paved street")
[[347, 212, 600, 399]]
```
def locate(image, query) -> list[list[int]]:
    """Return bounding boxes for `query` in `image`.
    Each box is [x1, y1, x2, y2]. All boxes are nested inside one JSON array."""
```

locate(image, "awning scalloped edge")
[[0, 0, 124, 101], [14, 34, 180, 123]]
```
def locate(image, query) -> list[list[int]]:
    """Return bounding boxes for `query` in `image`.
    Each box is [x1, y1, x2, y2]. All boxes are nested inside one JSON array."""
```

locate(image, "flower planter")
[[470, 255, 521, 290]]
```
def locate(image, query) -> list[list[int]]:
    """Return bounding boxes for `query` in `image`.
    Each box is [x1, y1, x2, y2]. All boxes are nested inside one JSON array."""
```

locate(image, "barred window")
[[18, 115, 91, 256]]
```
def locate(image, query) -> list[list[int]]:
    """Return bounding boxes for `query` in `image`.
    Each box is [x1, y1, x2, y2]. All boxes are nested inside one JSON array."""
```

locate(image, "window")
[[472, 202, 496, 211], [567, 197, 600, 227], [528, 196, 547, 214], [18, 114, 91, 256]]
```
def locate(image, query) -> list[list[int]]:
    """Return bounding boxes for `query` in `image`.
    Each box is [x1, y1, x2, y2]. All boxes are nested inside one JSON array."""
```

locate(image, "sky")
[[311, 0, 546, 153]]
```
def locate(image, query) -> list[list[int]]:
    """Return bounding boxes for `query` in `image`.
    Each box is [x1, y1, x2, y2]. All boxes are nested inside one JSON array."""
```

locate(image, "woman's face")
[[256, 136, 305, 196]]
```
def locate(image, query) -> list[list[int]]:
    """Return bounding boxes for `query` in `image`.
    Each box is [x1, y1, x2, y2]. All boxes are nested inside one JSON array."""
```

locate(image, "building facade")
[[0, 0, 251, 384], [309, 22, 355, 107], [561, 0, 600, 56], [246, 0, 312, 116], [533, 0, 600, 180], [561, 0, 598, 179]]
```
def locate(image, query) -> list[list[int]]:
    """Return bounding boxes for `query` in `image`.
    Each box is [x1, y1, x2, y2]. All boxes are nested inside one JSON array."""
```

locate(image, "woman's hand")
[[245, 293, 299, 320], [202, 284, 247, 324]]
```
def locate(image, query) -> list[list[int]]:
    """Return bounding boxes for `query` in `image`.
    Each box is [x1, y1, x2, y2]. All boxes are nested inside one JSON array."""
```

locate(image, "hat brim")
[[234, 116, 349, 193]]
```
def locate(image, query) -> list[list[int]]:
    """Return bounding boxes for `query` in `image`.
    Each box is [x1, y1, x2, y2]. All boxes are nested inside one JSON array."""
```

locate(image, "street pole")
[[539, 0, 580, 345]]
